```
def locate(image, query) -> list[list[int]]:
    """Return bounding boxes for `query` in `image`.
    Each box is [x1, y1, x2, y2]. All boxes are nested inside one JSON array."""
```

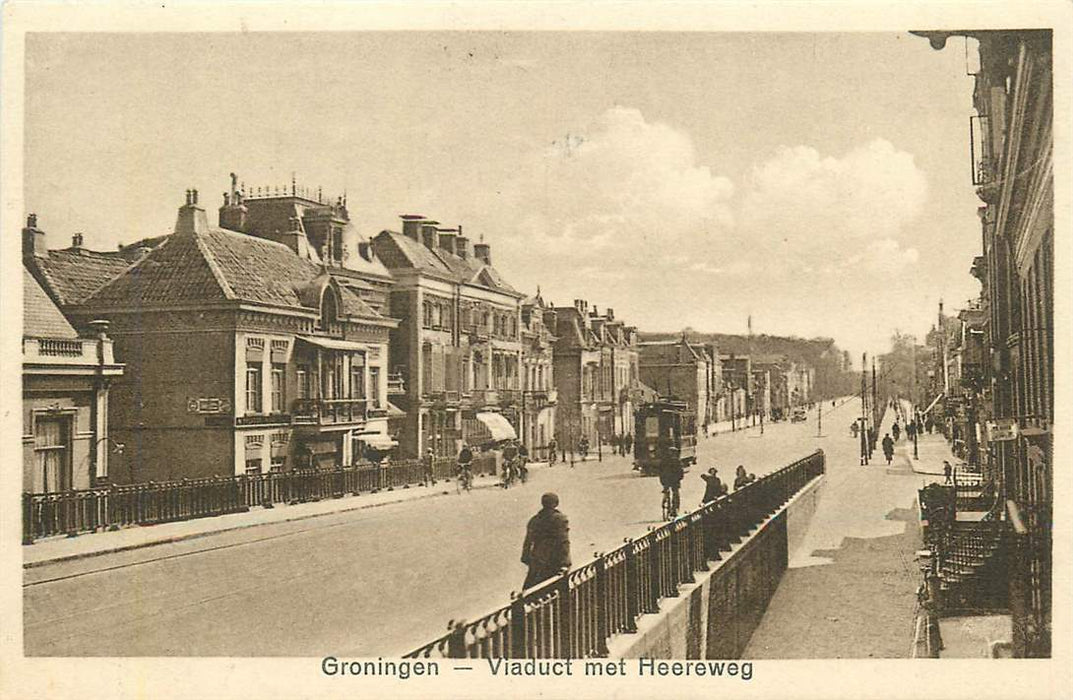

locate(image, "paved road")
[[745, 400, 926, 658], [24, 401, 855, 657]]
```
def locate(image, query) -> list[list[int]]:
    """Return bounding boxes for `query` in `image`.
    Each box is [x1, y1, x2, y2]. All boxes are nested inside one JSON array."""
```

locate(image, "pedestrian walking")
[[700, 467, 727, 503], [943, 460, 953, 485], [625, 433, 633, 455], [610, 433, 620, 456], [892, 422, 901, 442], [547, 437, 558, 465], [882, 433, 894, 465], [851, 421, 859, 438], [422, 447, 436, 486], [521, 492, 571, 590]]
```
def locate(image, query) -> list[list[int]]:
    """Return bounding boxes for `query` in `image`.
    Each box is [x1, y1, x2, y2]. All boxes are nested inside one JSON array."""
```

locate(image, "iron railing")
[[405, 450, 825, 659], [22, 457, 460, 544]]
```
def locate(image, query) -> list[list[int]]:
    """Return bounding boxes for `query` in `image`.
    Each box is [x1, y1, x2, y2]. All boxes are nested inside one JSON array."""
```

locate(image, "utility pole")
[[860, 352, 868, 465], [872, 355, 878, 455], [817, 402, 823, 437]]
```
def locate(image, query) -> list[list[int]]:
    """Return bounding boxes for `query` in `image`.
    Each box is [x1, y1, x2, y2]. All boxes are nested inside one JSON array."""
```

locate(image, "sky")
[[23, 31, 984, 365]]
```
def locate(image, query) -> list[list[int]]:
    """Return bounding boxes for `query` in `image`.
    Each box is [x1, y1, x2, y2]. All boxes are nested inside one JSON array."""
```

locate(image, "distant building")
[[22, 260, 123, 492], [552, 300, 639, 450], [519, 292, 558, 458], [371, 217, 523, 458], [719, 354, 751, 423], [638, 336, 710, 428]]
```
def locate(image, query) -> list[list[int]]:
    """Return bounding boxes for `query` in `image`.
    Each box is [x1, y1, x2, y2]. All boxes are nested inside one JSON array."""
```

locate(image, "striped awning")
[[476, 411, 517, 441]]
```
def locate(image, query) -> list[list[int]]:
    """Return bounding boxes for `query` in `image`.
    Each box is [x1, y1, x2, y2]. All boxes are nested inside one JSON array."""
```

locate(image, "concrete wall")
[[607, 475, 824, 659]]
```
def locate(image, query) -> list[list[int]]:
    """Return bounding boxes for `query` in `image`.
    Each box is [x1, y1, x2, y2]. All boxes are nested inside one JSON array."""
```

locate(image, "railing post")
[[594, 554, 610, 657], [623, 538, 638, 632], [557, 571, 574, 658], [22, 493, 34, 545], [446, 620, 468, 658], [509, 593, 527, 659]]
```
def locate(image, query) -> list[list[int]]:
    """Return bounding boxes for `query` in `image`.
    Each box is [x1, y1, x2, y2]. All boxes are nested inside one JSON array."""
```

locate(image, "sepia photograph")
[[2, 2, 1068, 699]]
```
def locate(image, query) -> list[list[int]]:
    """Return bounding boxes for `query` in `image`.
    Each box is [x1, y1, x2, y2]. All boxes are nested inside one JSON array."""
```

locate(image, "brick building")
[[371, 217, 523, 458], [637, 336, 711, 429], [38, 188, 398, 482], [918, 29, 1053, 656]]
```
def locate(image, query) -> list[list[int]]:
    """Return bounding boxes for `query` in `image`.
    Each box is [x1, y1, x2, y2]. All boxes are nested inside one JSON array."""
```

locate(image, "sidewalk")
[[23, 465, 548, 569]]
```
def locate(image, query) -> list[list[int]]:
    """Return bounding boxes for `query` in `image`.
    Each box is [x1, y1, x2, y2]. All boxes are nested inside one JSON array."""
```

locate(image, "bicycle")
[[501, 460, 516, 489], [456, 463, 474, 494], [661, 486, 680, 520]]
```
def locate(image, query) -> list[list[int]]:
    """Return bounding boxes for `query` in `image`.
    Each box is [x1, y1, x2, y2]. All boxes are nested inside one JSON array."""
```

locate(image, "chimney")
[[219, 173, 248, 232], [436, 227, 457, 253], [473, 242, 491, 265], [606, 308, 614, 321], [22, 213, 48, 260], [400, 214, 425, 241], [174, 188, 210, 237], [420, 222, 441, 249], [455, 235, 470, 259], [71, 232, 85, 249], [280, 214, 310, 258]]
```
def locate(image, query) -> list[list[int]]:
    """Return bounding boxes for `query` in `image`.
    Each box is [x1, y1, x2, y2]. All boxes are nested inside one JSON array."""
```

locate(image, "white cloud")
[[489, 109, 929, 356]]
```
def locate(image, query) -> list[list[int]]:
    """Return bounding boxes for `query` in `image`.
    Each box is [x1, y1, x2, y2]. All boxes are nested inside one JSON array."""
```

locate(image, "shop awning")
[[922, 393, 945, 416], [360, 433, 398, 450], [297, 335, 369, 353], [476, 411, 517, 441]]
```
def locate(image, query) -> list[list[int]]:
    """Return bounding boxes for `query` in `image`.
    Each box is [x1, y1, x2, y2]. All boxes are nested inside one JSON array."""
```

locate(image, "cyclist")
[[659, 448, 684, 519], [502, 440, 519, 488], [456, 442, 474, 493], [517, 442, 530, 483]]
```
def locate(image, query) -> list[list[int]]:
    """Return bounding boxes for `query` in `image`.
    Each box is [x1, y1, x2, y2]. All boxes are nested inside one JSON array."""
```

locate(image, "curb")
[[23, 474, 513, 570]]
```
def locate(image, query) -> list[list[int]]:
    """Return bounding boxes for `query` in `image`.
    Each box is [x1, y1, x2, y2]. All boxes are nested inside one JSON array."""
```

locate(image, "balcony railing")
[[387, 373, 406, 395], [470, 389, 500, 407], [292, 398, 368, 425], [23, 337, 107, 363], [523, 389, 558, 407]]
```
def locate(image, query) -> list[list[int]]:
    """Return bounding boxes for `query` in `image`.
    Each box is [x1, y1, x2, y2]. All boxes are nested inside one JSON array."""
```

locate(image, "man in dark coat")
[[521, 493, 571, 590], [700, 468, 727, 504], [882, 433, 895, 464]]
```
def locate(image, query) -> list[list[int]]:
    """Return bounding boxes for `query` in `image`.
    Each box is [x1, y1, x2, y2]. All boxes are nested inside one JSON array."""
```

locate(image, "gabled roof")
[[24, 267, 78, 339], [32, 249, 140, 306], [84, 205, 390, 323], [372, 231, 519, 295]]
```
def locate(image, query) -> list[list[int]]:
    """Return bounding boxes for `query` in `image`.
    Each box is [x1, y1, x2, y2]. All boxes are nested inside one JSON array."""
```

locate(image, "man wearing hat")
[[701, 467, 728, 504], [521, 493, 572, 590]]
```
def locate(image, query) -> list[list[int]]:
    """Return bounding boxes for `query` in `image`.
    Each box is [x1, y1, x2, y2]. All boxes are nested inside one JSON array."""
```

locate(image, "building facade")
[[372, 217, 523, 458], [22, 262, 124, 492], [40, 188, 398, 482], [638, 337, 710, 428], [519, 293, 558, 459], [919, 29, 1053, 657]]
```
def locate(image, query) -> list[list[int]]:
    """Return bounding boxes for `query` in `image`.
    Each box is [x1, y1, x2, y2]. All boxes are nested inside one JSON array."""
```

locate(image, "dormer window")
[[318, 287, 339, 330]]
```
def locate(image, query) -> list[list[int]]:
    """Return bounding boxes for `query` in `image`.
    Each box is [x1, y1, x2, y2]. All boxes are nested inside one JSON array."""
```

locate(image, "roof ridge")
[[193, 229, 236, 299], [82, 236, 176, 305]]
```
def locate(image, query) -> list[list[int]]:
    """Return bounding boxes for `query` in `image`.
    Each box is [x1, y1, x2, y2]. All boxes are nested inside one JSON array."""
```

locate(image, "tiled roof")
[[24, 267, 78, 339], [85, 208, 389, 322], [32, 249, 138, 306], [372, 231, 518, 294]]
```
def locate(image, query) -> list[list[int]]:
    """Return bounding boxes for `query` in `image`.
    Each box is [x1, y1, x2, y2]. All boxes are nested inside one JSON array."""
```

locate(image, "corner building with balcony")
[[55, 188, 398, 482], [371, 217, 524, 458]]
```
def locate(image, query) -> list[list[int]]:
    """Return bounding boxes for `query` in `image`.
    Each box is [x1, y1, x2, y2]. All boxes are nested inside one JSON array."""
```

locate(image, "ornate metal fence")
[[22, 457, 458, 544], [405, 449, 825, 659]]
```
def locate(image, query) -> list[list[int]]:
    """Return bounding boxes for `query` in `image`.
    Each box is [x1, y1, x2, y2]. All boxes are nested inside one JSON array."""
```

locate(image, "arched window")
[[320, 287, 338, 328]]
